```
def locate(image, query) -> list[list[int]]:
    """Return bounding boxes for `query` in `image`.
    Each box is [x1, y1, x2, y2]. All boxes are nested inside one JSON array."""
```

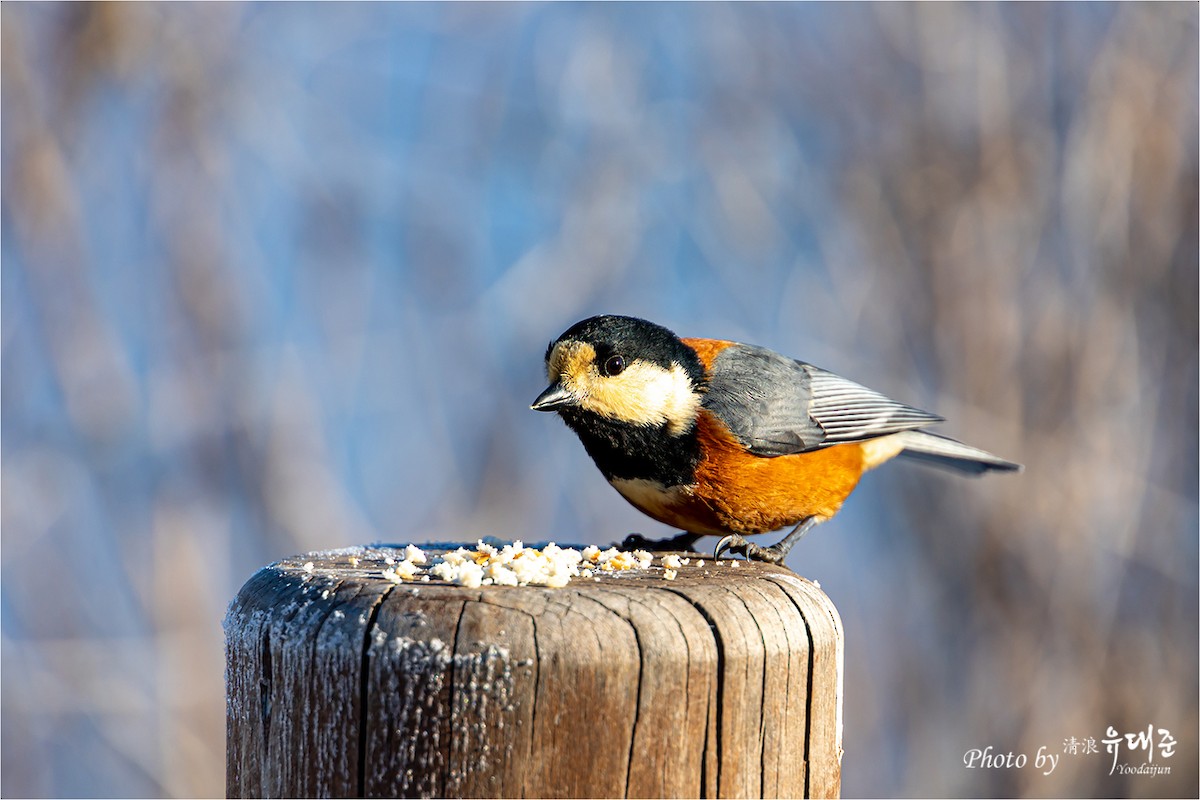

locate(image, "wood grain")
[[225, 547, 843, 798]]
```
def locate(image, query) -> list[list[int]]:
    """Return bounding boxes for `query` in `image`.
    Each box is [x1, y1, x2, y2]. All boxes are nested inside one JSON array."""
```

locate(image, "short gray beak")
[[530, 383, 576, 412]]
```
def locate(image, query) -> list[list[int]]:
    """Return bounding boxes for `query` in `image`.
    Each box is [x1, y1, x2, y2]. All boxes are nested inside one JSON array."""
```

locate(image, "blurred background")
[[2, 3, 1196, 797]]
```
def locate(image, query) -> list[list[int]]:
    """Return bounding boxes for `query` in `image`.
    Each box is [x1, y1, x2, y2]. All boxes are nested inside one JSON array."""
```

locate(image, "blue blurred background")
[[2, 3, 1196, 797]]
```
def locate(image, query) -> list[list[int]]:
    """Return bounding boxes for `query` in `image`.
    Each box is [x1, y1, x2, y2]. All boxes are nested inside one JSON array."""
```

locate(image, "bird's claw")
[[713, 534, 745, 560], [714, 535, 787, 564]]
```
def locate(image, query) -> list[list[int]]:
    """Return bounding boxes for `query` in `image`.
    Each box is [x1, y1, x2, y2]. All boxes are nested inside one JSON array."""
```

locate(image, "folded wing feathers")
[[806, 367, 943, 442]]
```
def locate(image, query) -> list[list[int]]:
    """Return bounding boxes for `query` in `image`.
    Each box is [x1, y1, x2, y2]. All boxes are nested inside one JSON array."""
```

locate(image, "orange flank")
[[691, 409, 865, 535]]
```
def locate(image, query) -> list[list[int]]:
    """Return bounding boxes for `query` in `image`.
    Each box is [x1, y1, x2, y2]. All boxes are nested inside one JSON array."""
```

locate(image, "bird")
[[531, 315, 1021, 564]]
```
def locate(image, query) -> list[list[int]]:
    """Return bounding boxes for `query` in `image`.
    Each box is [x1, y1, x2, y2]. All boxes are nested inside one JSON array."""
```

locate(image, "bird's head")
[[531, 315, 705, 436]]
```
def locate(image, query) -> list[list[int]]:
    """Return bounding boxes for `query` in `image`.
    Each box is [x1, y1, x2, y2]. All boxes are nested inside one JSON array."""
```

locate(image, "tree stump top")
[[226, 543, 844, 798]]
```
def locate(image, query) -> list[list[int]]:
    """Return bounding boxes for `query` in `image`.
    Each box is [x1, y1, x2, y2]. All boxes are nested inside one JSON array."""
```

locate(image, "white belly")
[[608, 477, 726, 536]]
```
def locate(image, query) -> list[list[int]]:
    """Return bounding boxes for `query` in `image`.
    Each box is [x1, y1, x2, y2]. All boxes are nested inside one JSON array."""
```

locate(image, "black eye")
[[602, 355, 626, 376]]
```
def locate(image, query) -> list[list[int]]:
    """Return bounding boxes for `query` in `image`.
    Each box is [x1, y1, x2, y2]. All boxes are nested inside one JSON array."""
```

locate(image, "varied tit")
[[531, 315, 1021, 563]]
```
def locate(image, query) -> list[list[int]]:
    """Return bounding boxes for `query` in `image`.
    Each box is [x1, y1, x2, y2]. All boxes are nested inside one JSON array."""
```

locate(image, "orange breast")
[[689, 409, 866, 535]]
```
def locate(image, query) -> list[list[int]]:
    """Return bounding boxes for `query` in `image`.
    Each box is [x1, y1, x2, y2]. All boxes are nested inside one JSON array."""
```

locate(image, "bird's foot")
[[620, 531, 702, 553], [715, 519, 818, 564], [714, 535, 787, 564]]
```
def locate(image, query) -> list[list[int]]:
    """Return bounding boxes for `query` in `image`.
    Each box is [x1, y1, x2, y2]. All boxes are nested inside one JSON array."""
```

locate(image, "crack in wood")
[[662, 585, 727, 799], [764, 574, 845, 800], [355, 584, 395, 797]]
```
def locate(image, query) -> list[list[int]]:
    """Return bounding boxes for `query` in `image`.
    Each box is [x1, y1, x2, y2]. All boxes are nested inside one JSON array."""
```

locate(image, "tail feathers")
[[894, 430, 1022, 475]]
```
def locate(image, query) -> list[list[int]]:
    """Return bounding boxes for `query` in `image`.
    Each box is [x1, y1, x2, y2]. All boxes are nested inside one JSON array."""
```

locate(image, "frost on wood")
[[225, 546, 844, 799]]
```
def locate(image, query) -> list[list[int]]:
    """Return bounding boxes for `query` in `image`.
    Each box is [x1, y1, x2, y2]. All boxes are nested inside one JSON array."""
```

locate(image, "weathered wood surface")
[[225, 546, 844, 799]]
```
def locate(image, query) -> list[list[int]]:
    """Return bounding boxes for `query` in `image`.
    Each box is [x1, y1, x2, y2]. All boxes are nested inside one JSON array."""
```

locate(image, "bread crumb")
[[456, 561, 484, 588], [605, 550, 639, 570], [663, 568, 678, 580], [661, 554, 683, 570], [484, 561, 520, 587], [303, 561, 315, 573], [364, 540, 677, 589]]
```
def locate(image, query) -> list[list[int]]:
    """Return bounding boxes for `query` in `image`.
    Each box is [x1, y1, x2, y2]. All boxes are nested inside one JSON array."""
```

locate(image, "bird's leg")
[[714, 518, 821, 564], [620, 530, 702, 552]]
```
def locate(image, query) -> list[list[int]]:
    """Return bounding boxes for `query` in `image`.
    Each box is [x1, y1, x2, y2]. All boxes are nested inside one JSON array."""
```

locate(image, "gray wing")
[[702, 344, 943, 456]]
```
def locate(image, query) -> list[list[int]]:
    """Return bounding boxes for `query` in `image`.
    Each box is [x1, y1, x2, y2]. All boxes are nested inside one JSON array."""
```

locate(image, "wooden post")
[[225, 546, 843, 799]]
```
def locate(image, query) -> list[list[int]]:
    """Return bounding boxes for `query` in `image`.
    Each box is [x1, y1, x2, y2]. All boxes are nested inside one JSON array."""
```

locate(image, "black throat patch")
[[558, 408, 702, 487]]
